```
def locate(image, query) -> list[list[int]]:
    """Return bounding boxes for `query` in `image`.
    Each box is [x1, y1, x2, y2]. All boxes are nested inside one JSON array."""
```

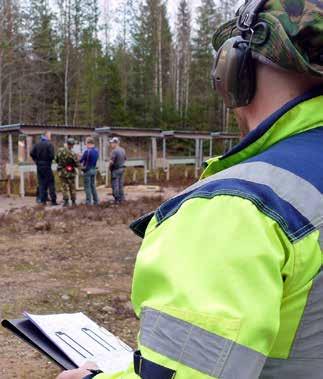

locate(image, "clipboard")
[[2, 318, 77, 370]]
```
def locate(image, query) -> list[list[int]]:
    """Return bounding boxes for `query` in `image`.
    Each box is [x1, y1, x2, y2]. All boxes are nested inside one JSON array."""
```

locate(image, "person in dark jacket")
[[30, 131, 57, 206]]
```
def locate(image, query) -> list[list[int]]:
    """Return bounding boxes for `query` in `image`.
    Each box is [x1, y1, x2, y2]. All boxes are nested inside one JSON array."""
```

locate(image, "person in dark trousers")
[[30, 131, 57, 206], [80, 137, 99, 205], [109, 137, 127, 204]]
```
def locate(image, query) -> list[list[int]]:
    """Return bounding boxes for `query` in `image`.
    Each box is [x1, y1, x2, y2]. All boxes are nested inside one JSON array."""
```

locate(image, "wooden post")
[[99, 136, 103, 172], [151, 137, 157, 171], [163, 137, 167, 161], [20, 167, 25, 198], [195, 138, 199, 179], [209, 138, 213, 158], [103, 135, 108, 161], [8, 133, 14, 179], [103, 135, 109, 182], [6, 174, 11, 196], [26, 136, 33, 162], [163, 137, 168, 172], [144, 161, 148, 185], [18, 136, 26, 163], [26, 136, 33, 189], [200, 139, 204, 166], [166, 166, 170, 182], [0, 133, 2, 180]]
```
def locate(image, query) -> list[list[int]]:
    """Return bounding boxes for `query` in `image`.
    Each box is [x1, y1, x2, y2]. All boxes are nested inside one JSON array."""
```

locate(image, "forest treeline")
[[0, 0, 237, 131]]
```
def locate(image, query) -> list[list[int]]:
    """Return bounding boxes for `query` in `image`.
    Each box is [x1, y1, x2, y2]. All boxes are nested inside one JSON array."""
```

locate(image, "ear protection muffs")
[[211, 0, 269, 109], [212, 36, 255, 108]]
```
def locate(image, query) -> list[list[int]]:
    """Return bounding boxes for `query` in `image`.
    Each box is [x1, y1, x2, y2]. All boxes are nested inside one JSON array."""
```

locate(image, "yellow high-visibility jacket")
[[94, 87, 323, 379]]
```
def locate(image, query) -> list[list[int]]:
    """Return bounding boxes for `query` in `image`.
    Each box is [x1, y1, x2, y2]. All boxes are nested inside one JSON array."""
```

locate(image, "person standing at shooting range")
[[80, 137, 100, 206], [55, 138, 79, 207], [30, 131, 57, 206], [109, 137, 127, 204]]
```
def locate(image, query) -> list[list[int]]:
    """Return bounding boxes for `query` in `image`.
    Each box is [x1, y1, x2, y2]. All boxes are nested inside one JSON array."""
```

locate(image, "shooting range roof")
[[95, 127, 163, 138], [0, 124, 239, 140], [0, 123, 95, 136], [96, 127, 239, 140]]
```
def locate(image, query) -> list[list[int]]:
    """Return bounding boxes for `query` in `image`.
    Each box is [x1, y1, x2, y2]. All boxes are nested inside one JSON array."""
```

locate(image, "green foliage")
[[0, 0, 237, 131], [188, 0, 223, 131]]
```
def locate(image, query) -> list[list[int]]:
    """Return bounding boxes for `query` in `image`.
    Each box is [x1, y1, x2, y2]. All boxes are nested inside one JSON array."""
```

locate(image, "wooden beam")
[[21, 126, 94, 137]]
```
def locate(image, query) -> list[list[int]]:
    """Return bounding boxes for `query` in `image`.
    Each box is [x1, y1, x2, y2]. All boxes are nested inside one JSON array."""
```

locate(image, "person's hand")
[[56, 362, 98, 379]]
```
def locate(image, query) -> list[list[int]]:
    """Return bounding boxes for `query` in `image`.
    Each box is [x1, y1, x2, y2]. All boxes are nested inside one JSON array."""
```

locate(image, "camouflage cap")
[[212, 0, 323, 77], [67, 138, 76, 145]]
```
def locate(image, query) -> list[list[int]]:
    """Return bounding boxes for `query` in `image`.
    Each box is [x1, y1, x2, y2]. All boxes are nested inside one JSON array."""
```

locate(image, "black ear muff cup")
[[212, 36, 256, 108]]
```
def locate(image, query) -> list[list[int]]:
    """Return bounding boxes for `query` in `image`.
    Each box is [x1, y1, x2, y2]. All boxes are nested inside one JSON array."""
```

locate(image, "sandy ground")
[[0, 185, 178, 214], [0, 185, 184, 379]]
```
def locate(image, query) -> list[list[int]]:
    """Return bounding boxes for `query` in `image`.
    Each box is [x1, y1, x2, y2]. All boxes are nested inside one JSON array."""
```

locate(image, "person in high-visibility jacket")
[[57, 1, 323, 378]]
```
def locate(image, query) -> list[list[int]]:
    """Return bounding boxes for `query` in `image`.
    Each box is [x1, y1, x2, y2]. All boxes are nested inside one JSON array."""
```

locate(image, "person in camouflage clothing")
[[55, 138, 79, 207]]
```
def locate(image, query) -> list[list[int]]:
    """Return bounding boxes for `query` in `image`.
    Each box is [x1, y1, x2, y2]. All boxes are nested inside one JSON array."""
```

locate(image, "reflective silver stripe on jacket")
[[188, 162, 323, 228], [261, 270, 323, 378], [139, 308, 266, 378], [178, 161, 323, 245]]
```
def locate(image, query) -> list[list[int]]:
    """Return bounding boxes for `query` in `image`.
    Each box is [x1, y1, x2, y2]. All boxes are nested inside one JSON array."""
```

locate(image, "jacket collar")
[[201, 85, 323, 179]]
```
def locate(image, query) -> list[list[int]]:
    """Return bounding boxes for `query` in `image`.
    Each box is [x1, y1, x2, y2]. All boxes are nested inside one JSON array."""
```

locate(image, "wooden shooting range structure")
[[0, 123, 239, 197]]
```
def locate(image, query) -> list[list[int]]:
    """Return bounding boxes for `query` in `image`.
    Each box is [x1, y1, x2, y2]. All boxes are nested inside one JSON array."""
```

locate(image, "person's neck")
[[246, 88, 308, 132], [244, 65, 323, 133]]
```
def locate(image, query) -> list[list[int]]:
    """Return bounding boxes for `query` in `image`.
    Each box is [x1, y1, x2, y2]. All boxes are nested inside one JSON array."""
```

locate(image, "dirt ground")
[[0, 186, 183, 378]]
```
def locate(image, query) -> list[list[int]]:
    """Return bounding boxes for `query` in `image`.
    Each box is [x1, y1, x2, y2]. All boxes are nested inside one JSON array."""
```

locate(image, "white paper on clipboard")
[[24, 312, 133, 374]]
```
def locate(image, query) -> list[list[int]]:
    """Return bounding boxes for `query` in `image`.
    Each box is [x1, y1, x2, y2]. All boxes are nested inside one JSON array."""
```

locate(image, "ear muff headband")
[[212, 0, 268, 108]]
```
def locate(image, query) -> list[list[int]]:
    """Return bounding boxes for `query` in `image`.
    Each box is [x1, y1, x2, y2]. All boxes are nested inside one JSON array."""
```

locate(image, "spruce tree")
[[78, 0, 102, 125], [189, 0, 222, 130], [129, 0, 173, 128], [175, 0, 191, 126], [29, 0, 58, 123]]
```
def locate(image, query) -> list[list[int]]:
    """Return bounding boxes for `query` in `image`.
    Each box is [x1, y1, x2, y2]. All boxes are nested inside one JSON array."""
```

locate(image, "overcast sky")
[[99, 0, 244, 38], [100, 1, 244, 23], [100, 0, 203, 23]]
